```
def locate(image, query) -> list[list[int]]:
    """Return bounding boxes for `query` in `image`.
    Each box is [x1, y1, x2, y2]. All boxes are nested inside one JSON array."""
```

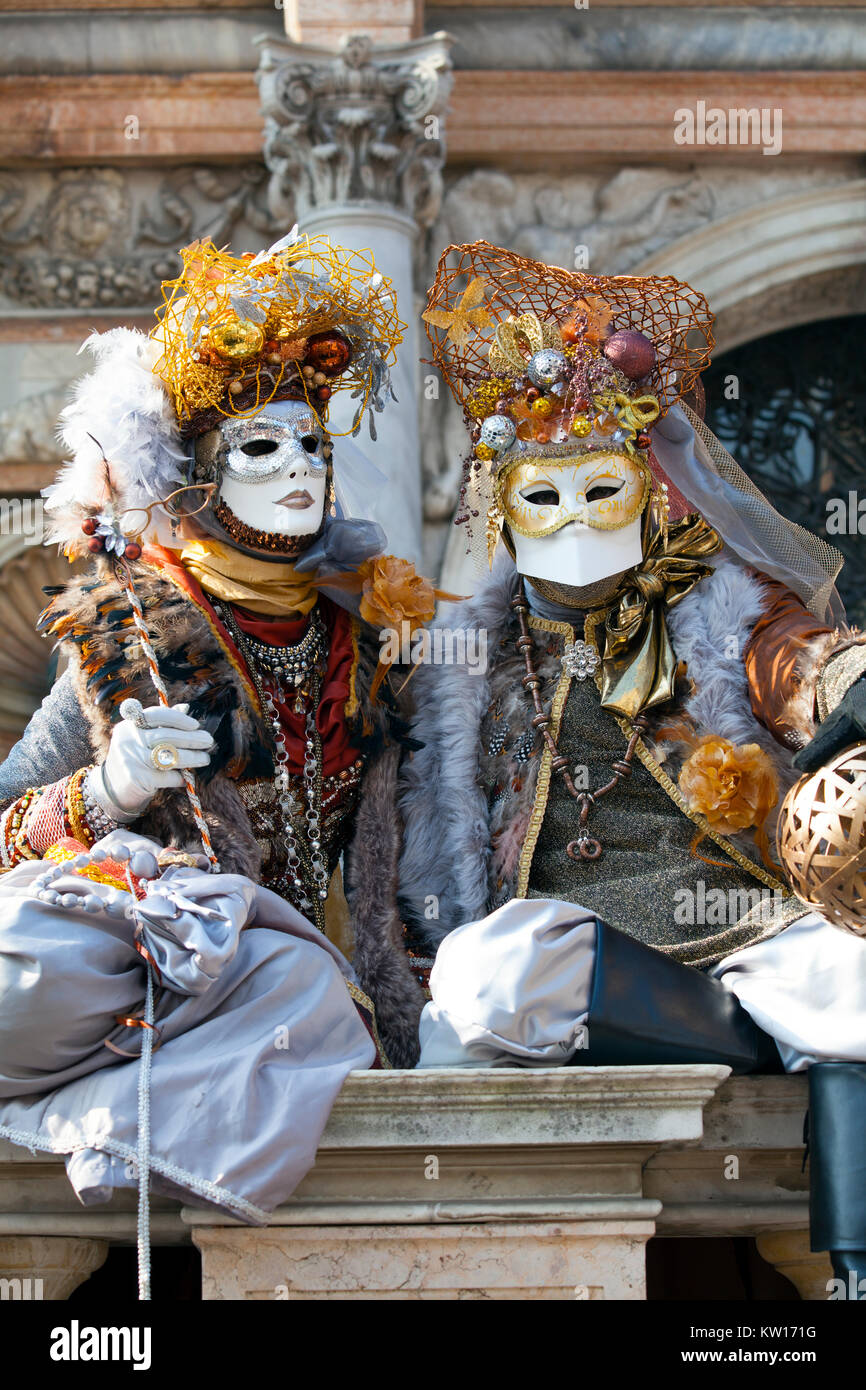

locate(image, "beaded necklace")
[[512, 580, 648, 862], [215, 600, 330, 931]]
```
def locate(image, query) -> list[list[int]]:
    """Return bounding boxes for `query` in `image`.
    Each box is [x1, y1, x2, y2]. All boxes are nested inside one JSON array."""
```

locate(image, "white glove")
[[89, 702, 215, 821]]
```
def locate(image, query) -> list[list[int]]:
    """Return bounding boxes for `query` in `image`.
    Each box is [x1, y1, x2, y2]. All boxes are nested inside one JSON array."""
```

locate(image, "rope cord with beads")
[[512, 581, 648, 861]]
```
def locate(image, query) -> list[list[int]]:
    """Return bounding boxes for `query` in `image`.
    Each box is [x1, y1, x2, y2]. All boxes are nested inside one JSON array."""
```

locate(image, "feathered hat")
[[45, 230, 405, 556]]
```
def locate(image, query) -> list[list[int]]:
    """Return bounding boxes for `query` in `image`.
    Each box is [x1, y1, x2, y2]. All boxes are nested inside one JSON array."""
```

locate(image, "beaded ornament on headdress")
[[150, 230, 405, 440]]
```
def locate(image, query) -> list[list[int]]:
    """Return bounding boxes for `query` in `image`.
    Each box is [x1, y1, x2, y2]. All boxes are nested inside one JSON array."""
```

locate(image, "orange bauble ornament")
[[305, 330, 352, 377], [777, 743, 866, 935]]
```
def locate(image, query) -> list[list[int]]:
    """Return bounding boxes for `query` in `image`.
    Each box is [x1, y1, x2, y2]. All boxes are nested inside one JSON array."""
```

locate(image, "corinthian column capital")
[[255, 30, 453, 229]]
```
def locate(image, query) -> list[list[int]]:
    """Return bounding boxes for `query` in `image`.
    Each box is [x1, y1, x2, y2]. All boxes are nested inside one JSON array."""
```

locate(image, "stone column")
[[255, 30, 452, 567]]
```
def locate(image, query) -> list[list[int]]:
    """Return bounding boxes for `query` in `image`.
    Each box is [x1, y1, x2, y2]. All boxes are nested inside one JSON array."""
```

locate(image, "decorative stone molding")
[[634, 178, 866, 350], [256, 32, 453, 229], [0, 1235, 107, 1301], [187, 1064, 727, 1301], [1, 1072, 828, 1299], [0, 164, 278, 312]]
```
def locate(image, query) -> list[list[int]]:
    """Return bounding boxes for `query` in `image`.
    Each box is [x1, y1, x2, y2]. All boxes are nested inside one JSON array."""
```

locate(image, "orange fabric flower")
[[358, 555, 436, 635], [679, 736, 778, 836]]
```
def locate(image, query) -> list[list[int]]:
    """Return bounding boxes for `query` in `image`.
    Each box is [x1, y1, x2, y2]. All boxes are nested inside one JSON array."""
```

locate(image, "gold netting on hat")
[[151, 234, 404, 430], [423, 240, 715, 421]]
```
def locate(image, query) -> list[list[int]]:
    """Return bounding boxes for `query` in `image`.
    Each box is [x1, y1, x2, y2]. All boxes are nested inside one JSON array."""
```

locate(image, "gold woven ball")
[[777, 743, 866, 935]]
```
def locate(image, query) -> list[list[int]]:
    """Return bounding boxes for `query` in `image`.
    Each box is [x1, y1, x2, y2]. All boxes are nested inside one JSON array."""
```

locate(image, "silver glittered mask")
[[214, 399, 329, 539]]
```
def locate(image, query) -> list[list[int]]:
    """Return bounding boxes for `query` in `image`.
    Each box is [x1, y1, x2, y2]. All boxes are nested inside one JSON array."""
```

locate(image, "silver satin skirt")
[[0, 851, 375, 1222]]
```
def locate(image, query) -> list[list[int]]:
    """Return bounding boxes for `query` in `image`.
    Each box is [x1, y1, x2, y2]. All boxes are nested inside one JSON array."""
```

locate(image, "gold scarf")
[[179, 539, 320, 617], [594, 514, 722, 719]]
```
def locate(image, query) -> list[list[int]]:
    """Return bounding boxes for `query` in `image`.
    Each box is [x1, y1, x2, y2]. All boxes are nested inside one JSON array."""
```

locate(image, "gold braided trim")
[[582, 609, 789, 895], [516, 614, 576, 899], [346, 616, 361, 720], [11, 788, 45, 862], [345, 979, 392, 1070], [65, 766, 95, 848], [816, 642, 866, 723]]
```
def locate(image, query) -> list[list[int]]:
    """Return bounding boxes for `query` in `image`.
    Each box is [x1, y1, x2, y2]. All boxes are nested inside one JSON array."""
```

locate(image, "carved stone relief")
[[0, 165, 280, 312]]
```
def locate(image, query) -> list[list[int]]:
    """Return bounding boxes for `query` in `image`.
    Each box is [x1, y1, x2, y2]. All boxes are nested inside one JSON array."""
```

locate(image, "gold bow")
[[593, 514, 722, 719]]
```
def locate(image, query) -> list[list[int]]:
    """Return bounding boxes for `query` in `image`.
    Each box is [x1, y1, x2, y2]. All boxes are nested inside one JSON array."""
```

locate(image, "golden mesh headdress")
[[424, 239, 714, 425], [152, 230, 405, 440], [423, 239, 714, 565]]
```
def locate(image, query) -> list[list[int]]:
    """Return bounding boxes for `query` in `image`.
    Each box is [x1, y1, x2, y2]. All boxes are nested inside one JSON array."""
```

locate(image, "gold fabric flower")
[[358, 555, 436, 634], [679, 736, 779, 835], [422, 277, 494, 350]]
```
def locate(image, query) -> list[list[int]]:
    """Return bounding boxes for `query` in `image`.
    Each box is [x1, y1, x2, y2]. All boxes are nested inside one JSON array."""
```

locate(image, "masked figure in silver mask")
[[0, 235, 431, 1234]]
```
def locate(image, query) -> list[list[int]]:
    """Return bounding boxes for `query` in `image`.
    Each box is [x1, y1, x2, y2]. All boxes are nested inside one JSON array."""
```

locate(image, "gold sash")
[[597, 515, 722, 719], [179, 539, 320, 617]]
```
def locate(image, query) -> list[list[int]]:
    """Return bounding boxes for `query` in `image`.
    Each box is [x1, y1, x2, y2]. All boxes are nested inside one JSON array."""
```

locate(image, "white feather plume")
[[44, 327, 187, 549]]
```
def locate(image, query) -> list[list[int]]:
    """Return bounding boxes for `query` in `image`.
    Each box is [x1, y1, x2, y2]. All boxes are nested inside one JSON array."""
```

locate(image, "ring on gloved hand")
[[150, 742, 180, 771], [120, 697, 148, 730]]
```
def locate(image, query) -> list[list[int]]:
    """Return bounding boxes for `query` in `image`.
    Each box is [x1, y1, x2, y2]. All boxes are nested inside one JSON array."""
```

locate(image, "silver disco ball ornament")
[[480, 413, 517, 452], [527, 348, 569, 389]]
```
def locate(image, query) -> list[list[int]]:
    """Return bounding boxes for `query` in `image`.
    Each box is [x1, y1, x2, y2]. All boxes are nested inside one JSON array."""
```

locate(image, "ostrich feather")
[[44, 328, 187, 549]]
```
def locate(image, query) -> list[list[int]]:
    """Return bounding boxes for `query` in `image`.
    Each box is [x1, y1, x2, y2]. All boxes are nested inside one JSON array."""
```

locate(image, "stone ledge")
[[311, 1063, 730, 1148], [1, 71, 863, 162], [0, 1069, 808, 1243], [0, 1068, 819, 1298]]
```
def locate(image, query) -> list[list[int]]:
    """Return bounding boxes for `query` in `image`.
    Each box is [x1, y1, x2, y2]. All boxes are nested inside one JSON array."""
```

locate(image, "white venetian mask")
[[213, 399, 329, 539], [498, 450, 650, 586]]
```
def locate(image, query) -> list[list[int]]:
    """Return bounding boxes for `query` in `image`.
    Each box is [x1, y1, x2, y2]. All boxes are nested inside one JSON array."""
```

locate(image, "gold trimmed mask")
[[498, 449, 651, 539]]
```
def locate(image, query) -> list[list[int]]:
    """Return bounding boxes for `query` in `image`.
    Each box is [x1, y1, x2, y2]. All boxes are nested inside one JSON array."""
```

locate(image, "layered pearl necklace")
[[214, 601, 330, 931]]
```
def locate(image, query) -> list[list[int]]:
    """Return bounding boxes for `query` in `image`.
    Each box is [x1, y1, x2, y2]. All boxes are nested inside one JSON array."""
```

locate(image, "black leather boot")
[[809, 1063, 866, 1297], [568, 919, 781, 1074]]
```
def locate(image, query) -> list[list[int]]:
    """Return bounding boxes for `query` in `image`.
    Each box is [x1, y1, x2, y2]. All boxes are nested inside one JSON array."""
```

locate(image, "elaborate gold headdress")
[[422, 239, 715, 561], [152, 230, 405, 439]]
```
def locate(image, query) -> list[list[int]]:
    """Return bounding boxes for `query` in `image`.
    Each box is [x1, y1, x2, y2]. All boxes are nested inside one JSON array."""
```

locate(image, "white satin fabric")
[[711, 911, 866, 1071], [418, 897, 866, 1074], [418, 899, 595, 1067]]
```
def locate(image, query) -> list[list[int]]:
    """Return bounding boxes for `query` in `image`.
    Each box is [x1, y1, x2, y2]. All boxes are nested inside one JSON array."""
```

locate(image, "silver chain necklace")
[[214, 600, 330, 930]]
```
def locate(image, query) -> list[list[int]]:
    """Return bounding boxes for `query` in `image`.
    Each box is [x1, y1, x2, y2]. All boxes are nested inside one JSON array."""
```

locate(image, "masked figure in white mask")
[[0, 234, 434, 1249], [394, 241, 866, 1291]]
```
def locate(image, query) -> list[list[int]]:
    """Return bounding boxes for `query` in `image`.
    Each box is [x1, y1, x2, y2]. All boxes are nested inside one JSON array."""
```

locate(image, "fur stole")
[[398, 552, 804, 950]]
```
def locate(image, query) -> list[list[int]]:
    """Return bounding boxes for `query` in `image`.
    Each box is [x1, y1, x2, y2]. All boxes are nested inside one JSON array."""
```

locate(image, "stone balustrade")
[[0, 1067, 829, 1301]]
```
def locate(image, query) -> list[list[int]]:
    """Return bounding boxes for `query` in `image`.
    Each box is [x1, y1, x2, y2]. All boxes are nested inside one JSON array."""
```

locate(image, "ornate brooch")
[[560, 640, 600, 681]]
